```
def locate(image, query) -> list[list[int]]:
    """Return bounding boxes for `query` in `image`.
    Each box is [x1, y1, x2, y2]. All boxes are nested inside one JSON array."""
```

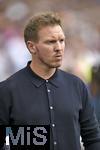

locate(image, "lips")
[[55, 54, 62, 57], [56, 55, 62, 57], [54, 55, 62, 61], [55, 55, 62, 58]]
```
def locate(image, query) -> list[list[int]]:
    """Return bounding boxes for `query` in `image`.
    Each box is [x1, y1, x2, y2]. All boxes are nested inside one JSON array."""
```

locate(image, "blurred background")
[[0, 0, 100, 83]]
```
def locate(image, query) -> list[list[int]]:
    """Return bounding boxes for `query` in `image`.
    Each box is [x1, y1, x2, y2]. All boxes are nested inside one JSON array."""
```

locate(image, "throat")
[[40, 70, 56, 79], [30, 63, 56, 79]]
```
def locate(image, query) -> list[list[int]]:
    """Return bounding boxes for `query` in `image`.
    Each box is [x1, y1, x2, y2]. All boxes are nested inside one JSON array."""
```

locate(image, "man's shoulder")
[[58, 69, 87, 88], [0, 67, 27, 88], [58, 69, 82, 82], [58, 69, 88, 97]]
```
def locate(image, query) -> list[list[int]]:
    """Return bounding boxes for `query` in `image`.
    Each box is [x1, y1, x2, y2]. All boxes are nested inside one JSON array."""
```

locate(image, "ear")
[[27, 41, 36, 54]]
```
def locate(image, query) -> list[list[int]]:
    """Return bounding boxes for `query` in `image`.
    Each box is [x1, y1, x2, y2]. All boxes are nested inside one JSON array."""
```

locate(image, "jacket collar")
[[25, 61, 60, 88]]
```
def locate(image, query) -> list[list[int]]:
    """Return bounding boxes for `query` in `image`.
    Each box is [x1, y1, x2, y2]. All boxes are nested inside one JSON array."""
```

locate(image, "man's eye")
[[60, 39, 64, 42], [46, 39, 65, 44], [48, 40, 56, 44]]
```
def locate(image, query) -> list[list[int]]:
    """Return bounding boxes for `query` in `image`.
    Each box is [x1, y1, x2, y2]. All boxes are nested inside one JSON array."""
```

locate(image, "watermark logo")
[[0, 125, 50, 150]]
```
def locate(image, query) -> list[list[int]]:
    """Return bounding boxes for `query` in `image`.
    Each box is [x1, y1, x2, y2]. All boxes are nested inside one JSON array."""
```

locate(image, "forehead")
[[38, 25, 65, 40]]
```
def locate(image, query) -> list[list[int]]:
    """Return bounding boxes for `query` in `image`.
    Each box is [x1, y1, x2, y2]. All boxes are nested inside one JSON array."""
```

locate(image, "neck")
[[30, 61, 56, 80]]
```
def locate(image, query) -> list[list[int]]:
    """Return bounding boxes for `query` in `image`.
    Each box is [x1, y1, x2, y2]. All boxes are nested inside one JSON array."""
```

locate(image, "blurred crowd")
[[90, 64, 100, 126]]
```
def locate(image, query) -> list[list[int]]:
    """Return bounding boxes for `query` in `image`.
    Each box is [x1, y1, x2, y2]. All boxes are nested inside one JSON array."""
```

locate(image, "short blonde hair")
[[24, 12, 62, 44]]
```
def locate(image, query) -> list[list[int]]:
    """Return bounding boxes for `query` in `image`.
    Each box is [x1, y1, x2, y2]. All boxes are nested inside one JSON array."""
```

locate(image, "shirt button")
[[47, 89, 50, 92], [46, 80, 48, 82], [52, 124, 55, 127], [54, 141, 57, 145], [50, 106, 53, 110]]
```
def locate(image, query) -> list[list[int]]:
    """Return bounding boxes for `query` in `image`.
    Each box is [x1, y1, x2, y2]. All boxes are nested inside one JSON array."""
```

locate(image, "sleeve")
[[0, 82, 11, 125], [79, 81, 100, 150]]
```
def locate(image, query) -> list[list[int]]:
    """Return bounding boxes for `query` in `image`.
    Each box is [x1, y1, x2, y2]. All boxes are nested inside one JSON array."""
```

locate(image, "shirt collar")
[[25, 61, 60, 88]]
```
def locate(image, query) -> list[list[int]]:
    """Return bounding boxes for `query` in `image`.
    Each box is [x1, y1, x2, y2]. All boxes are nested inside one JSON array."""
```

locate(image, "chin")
[[51, 63, 62, 68]]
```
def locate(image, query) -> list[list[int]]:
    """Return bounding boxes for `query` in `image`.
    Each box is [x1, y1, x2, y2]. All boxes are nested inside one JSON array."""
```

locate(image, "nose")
[[54, 41, 62, 52]]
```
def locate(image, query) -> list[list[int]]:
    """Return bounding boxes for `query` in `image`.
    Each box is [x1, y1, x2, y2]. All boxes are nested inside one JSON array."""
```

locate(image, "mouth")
[[54, 55, 62, 61], [55, 53, 62, 56], [55, 55, 62, 58]]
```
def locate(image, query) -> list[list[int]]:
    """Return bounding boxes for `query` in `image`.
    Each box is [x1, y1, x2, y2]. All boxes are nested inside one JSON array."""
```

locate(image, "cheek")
[[37, 44, 54, 57], [39, 49, 52, 58], [41, 47, 53, 56], [62, 43, 65, 49], [44, 51, 53, 57]]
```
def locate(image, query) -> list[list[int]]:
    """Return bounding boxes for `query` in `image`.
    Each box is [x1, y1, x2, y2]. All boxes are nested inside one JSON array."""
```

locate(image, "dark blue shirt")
[[0, 62, 100, 150]]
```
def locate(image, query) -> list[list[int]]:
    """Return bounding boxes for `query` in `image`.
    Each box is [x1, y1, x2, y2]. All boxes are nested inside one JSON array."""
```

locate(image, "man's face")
[[34, 25, 65, 69]]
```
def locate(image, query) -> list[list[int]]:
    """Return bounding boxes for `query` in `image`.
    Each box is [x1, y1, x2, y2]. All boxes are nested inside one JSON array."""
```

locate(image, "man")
[[0, 12, 100, 150]]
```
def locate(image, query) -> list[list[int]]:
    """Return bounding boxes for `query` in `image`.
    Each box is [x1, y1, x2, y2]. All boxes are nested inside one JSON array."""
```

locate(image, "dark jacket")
[[0, 63, 100, 150]]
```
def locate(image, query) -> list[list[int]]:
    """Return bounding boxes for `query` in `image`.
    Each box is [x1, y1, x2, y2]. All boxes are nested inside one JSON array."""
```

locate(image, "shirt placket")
[[45, 80, 58, 150]]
